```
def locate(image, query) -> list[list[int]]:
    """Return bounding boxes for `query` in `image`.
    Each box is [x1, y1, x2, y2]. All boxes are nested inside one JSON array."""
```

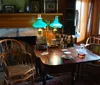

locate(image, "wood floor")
[[0, 71, 100, 85]]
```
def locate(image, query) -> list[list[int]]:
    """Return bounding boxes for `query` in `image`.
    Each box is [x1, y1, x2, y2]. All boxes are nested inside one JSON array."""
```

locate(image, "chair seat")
[[5, 65, 35, 84], [8, 65, 35, 78]]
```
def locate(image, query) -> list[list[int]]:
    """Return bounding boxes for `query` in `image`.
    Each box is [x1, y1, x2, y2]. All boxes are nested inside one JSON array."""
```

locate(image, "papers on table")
[[41, 52, 49, 55], [61, 49, 68, 52]]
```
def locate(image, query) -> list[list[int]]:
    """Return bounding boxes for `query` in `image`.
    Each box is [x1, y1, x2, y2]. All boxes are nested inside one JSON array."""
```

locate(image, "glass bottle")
[[60, 37, 64, 49]]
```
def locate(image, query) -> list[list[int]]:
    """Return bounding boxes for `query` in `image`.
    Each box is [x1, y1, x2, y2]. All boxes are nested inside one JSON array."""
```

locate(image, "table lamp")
[[32, 14, 48, 50], [50, 16, 63, 45], [50, 16, 63, 37], [33, 14, 47, 35]]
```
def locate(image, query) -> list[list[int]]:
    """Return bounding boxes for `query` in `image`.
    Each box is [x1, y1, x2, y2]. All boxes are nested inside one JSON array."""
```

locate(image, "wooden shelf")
[[0, 13, 63, 16], [0, 13, 63, 28]]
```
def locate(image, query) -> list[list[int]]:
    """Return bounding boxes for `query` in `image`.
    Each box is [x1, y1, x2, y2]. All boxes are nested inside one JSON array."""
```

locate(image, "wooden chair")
[[86, 35, 100, 45], [0, 39, 35, 85], [0, 36, 39, 77], [85, 35, 100, 59], [83, 35, 100, 83]]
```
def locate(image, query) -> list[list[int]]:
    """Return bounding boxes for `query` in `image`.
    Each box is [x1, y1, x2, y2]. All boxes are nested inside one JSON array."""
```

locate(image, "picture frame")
[[0, 0, 3, 12], [45, 0, 57, 13], [0, 0, 3, 6], [3, 5, 16, 13], [30, 1, 41, 13]]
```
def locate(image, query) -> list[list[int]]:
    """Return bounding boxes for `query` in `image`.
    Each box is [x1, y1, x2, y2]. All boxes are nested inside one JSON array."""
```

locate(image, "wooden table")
[[34, 46, 100, 85], [35, 46, 100, 65]]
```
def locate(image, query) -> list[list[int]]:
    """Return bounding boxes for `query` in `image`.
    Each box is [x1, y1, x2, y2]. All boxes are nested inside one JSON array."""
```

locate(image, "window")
[[75, 0, 81, 33]]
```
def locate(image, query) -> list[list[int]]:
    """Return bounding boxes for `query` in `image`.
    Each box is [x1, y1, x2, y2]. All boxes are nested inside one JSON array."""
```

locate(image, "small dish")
[[62, 55, 74, 60], [64, 51, 71, 54]]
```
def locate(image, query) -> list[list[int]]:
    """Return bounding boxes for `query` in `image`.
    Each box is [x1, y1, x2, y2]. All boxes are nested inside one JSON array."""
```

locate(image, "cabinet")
[[59, 0, 76, 35], [64, 0, 76, 35]]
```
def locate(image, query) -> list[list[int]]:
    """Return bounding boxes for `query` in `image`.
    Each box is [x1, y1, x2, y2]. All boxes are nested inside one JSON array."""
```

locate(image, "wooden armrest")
[[22, 51, 32, 57], [85, 43, 92, 47]]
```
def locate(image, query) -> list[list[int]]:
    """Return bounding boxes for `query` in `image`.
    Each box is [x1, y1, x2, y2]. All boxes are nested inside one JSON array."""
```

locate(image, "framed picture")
[[30, 1, 41, 13], [45, 0, 57, 13], [3, 5, 16, 13], [0, 0, 3, 12]]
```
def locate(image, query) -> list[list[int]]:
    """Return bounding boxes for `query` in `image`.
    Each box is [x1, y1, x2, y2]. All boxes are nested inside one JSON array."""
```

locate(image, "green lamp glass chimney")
[[33, 14, 47, 28], [50, 16, 63, 28]]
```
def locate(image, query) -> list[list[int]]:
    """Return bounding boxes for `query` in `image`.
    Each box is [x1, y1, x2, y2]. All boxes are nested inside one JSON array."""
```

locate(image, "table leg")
[[76, 63, 84, 80], [41, 73, 46, 85], [71, 70, 76, 85]]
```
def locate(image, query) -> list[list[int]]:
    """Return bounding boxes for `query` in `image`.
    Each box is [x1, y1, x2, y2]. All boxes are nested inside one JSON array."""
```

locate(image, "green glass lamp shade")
[[50, 16, 63, 28], [33, 15, 47, 28]]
